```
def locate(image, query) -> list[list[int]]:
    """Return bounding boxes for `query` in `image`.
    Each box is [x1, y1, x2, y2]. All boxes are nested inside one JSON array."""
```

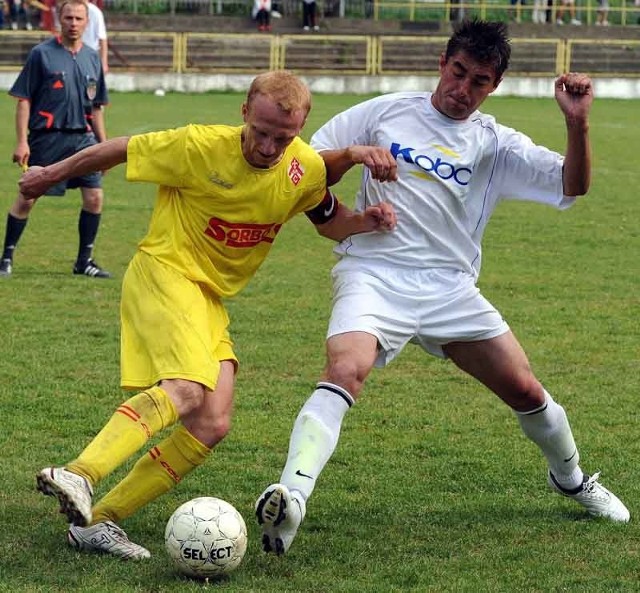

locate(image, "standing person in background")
[[256, 19, 629, 557], [0, 0, 109, 278], [7, 0, 33, 29], [302, 0, 319, 31], [595, 0, 609, 25], [83, 0, 108, 73], [532, 0, 547, 22], [252, 0, 271, 32], [555, 0, 581, 24]]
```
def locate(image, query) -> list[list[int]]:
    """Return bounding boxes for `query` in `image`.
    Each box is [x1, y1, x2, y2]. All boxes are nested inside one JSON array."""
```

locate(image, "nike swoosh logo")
[[323, 204, 334, 217], [295, 469, 314, 479], [563, 448, 577, 463]]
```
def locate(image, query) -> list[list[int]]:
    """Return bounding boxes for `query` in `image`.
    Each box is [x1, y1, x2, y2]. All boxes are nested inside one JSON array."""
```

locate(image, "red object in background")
[[40, 0, 57, 31]]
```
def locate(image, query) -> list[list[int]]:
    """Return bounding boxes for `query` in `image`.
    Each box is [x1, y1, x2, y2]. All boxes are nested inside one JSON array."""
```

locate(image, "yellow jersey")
[[126, 124, 327, 298]]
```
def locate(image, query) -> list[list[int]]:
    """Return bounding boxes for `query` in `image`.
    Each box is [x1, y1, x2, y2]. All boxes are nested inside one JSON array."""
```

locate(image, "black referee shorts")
[[28, 131, 102, 197]]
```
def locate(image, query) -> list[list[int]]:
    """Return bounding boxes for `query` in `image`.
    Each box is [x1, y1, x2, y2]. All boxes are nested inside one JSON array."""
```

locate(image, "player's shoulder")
[[183, 123, 240, 143], [368, 91, 431, 106], [352, 91, 431, 119], [31, 36, 57, 55], [468, 110, 501, 132], [291, 136, 324, 163]]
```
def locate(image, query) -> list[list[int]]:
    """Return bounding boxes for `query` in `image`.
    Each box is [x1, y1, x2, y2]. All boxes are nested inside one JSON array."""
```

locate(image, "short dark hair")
[[445, 19, 511, 80]]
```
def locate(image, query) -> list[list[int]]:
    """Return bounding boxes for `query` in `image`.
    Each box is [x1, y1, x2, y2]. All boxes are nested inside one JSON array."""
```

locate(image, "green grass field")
[[0, 89, 638, 593]]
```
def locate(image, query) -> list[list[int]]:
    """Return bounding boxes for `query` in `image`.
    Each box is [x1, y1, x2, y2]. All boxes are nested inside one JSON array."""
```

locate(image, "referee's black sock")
[[2, 213, 28, 261], [77, 210, 101, 265]]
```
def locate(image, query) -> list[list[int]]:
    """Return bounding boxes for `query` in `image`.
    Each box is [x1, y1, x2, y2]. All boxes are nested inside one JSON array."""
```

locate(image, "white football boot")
[[255, 483, 306, 555], [36, 467, 93, 527], [68, 521, 150, 560], [548, 471, 630, 523]]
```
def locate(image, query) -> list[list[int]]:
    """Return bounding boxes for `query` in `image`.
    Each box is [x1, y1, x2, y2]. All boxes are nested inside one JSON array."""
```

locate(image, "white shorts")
[[327, 257, 510, 367]]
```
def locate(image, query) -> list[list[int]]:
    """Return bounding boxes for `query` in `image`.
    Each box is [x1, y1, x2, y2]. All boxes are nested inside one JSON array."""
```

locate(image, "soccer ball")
[[165, 496, 248, 579]]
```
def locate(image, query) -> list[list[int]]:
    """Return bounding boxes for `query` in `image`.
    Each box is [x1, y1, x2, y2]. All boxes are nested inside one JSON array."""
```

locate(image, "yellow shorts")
[[120, 251, 237, 391]]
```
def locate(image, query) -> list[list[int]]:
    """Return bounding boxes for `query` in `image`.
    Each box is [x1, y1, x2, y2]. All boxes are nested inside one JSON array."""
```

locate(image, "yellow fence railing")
[[1, 32, 639, 78]]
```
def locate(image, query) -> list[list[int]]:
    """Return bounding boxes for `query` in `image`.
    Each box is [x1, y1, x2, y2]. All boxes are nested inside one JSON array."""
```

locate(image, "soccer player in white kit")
[[256, 19, 630, 555]]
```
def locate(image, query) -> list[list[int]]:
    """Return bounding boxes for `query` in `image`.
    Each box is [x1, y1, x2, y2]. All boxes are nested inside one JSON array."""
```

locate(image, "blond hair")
[[246, 71, 312, 117]]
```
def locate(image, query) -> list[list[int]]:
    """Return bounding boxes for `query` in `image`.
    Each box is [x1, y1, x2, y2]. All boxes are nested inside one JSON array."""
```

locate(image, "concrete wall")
[[2, 71, 639, 98]]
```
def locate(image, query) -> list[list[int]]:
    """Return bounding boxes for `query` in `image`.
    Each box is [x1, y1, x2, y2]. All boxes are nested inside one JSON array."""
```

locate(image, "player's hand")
[[555, 72, 593, 124], [362, 201, 397, 232], [348, 146, 398, 182], [19, 165, 48, 200]]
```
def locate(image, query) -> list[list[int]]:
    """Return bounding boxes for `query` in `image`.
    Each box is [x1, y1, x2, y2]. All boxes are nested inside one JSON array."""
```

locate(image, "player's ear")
[[438, 52, 447, 73], [241, 102, 249, 121]]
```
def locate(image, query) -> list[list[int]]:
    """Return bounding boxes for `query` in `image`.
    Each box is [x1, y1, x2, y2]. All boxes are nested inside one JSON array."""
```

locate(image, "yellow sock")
[[92, 424, 211, 524], [67, 385, 178, 486]]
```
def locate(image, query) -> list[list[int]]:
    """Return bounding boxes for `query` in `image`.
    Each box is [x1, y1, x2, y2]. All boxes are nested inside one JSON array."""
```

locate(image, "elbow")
[[564, 179, 590, 197]]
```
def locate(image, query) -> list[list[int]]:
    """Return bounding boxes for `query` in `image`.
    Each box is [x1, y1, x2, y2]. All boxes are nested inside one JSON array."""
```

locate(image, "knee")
[[12, 195, 35, 218], [208, 413, 232, 443], [510, 374, 546, 410], [163, 379, 206, 416], [183, 406, 232, 448], [81, 189, 103, 213], [324, 356, 367, 398]]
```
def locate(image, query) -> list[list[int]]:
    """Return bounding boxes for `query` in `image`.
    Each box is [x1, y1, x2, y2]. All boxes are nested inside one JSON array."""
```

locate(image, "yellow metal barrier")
[[0, 31, 638, 78], [182, 33, 276, 73], [566, 39, 640, 77], [279, 34, 372, 75]]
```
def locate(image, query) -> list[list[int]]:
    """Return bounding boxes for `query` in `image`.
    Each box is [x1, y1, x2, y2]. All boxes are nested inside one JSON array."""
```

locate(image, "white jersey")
[[311, 92, 574, 279], [82, 2, 107, 52]]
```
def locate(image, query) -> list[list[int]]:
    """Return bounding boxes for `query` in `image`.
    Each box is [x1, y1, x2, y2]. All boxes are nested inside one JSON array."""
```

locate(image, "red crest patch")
[[288, 158, 304, 186]]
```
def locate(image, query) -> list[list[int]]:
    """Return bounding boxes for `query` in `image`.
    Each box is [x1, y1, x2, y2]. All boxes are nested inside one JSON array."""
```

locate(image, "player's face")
[[431, 50, 501, 120], [241, 94, 306, 169], [59, 4, 88, 44]]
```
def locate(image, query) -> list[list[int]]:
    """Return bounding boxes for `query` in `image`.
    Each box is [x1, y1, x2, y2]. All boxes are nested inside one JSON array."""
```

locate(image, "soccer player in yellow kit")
[[20, 71, 396, 559]]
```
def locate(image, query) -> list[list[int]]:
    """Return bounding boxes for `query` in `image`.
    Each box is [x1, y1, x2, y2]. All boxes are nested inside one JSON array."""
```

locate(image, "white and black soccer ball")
[[165, 496, 248, 579]]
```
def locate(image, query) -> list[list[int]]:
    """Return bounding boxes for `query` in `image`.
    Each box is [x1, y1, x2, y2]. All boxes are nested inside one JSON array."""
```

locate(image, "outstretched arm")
[[19, 136, 130, 200], [320, 146, 398, 186], [555, 72, 593, 197], [315, 200, 396, 242]]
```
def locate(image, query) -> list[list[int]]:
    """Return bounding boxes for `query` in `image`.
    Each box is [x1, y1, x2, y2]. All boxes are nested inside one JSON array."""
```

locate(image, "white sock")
[[280, 382, 354, 501], [516, 389, 583, 490]]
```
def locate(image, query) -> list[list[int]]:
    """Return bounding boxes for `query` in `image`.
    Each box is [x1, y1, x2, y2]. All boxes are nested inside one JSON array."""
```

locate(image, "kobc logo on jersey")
[[205, 218, 282, 248], [390, 142, 472, 186]]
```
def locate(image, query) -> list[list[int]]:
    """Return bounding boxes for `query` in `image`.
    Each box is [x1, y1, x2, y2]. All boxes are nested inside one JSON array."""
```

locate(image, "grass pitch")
[[0, 90, 638, 593]]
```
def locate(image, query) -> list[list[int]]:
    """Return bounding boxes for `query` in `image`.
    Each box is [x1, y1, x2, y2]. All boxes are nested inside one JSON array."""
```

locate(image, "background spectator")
[[595, 0, 609, 24], [556, 0, 581, 24], [7, 0, 33, 30], [302, 0, 319, 31], [252, 0, 271, 31], [83, 0, 109, 73], [532, 0, 547, 22], [509, 0, 525, 23]]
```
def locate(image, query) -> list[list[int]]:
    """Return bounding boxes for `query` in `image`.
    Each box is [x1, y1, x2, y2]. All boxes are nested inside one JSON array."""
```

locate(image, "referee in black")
[[1, 0, 110, 278]]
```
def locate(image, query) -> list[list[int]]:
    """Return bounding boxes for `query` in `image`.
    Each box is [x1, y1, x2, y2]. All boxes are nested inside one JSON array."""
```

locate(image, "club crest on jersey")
[[288, 158, 304, 186], [205, 217, 282, 248], [85, 78, 97, 101]]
